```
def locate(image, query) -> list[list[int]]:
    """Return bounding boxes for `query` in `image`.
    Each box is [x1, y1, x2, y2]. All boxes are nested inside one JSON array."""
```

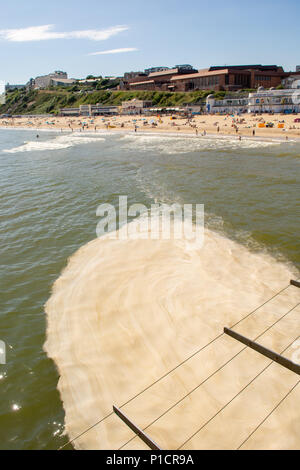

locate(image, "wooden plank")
[[224, 328, 300, 376], [113, 405, 162, 450], [291, 280, 300, 289]]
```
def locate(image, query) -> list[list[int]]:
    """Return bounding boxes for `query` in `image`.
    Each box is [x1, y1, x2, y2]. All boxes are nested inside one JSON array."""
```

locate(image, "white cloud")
[[0, 25, 129, 42], [89, 48, 138, 56]]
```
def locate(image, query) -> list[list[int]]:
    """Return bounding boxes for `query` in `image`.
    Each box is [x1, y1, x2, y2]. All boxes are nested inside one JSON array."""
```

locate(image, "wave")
[[3, 133, 105, 153], [120, 133, 283, 154], [44, 219, 299, 449]]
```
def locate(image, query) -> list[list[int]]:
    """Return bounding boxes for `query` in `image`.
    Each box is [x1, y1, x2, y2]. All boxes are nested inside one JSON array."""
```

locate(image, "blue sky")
[[1, 0, 300, 83]]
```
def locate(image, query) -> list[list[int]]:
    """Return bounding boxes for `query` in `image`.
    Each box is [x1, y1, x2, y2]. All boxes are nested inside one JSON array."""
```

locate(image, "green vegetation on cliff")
[[0, 85, 251, 116], [0, 87, 214, 115]]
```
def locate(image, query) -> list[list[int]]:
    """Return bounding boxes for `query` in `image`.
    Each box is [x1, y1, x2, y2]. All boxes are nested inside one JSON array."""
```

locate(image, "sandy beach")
[[1, 113, 300, 140]]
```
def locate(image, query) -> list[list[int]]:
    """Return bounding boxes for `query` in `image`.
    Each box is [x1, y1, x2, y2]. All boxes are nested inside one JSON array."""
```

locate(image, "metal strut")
[[224, 327, 300, 375], [113, 405, 162, 450]]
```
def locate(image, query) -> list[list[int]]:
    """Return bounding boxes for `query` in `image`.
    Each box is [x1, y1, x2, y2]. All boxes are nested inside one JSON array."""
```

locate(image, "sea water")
[[0, 128, 299, 449]]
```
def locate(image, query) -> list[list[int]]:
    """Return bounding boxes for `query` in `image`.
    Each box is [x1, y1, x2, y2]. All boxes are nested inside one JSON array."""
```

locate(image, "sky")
[[0, 0, 300, 84]]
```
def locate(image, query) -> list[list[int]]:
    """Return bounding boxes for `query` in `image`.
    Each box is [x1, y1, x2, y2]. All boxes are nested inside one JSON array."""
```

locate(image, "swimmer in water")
[[36, 134, 39, 139]]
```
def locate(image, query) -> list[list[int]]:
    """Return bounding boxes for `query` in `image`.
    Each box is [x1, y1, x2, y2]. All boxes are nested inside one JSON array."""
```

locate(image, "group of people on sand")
[[1, 111, 299, 140]]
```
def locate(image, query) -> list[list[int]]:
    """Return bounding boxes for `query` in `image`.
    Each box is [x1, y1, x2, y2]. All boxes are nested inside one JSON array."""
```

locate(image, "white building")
[[206, 94, 248, 114], [206, 88, 300, 114], [60, 108, 80, 116], [282, 75, 300, 89], [33, 71, 75, 89], [248, 88, 300, 113], [51, 78, 76, 87], [121, 99, 152, 115], [61, 105, 119, 116]]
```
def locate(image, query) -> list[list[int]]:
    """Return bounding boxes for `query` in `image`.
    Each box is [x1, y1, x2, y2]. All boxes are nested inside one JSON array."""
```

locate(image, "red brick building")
[[126, 65, 290, 92], [127, 66, 197, 91], [170, 65, 289, 91]]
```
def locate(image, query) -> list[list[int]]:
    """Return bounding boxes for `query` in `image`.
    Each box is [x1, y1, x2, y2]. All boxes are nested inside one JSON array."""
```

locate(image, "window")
[[255, 75, 271, 82]]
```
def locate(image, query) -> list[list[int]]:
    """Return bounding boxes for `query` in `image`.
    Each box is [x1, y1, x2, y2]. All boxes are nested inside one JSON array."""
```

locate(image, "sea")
[[0, 128, 299, 449]]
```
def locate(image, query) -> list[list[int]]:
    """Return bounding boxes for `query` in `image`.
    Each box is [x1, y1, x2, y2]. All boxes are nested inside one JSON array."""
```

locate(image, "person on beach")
[[253, 129, 256, 137]]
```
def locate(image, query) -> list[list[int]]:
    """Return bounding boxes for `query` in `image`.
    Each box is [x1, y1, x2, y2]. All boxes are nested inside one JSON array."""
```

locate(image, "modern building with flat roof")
[[248, 88, 300, 113], [128, 66, 197, 91], [123, 71, 146, 81], [206, 88, 300, 114], [127, 65, 290, 93], [206, 94, 249, 114], [144, 67, 169, 75], [33, 71, 76, 89], [51, 78, 76, 87], [282, 75, 300, 89], [121, 99, 152, 114], [61, 105, 119, 117], [171, 65, 288, 92]]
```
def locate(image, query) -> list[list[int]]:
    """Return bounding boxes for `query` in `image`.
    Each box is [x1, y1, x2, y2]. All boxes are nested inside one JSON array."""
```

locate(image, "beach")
[[1, 113, 300, 140]]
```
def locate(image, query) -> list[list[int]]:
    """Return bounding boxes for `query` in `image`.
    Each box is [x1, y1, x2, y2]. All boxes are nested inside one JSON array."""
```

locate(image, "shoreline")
[[1, 123, 299, 143]]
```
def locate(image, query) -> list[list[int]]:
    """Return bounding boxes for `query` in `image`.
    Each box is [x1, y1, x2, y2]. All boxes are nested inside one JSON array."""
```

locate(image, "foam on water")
[[120, 133, 283, 154], [3, 133, 105, 153], [45, 218, 299, 450]]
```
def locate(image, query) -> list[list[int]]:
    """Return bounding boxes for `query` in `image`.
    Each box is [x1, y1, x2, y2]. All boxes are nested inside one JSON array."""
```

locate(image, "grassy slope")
[[0, 85, 253, 115], [0, 88, 216, 115]]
